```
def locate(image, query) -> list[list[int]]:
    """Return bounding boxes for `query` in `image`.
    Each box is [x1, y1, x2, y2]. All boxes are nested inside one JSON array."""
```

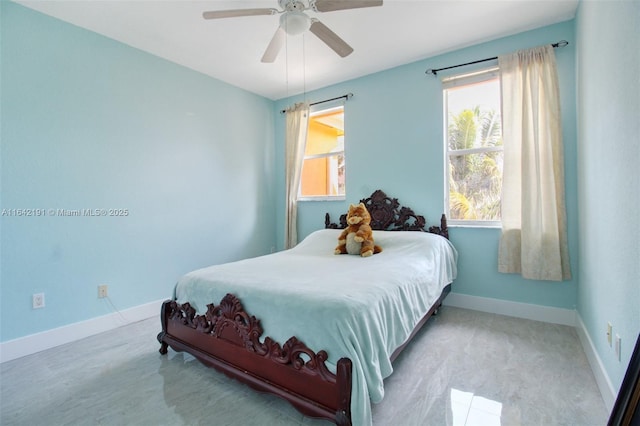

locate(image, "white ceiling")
[[16, 0, 578, 100]]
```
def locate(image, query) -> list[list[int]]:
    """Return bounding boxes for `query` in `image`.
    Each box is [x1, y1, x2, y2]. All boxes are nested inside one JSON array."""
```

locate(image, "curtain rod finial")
[[425, 69, 437, 76]]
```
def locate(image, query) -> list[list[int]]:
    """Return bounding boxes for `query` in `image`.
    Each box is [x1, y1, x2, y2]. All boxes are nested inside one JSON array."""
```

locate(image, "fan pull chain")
[[285, 27, 290, 99], [302, 33, 307, 102]]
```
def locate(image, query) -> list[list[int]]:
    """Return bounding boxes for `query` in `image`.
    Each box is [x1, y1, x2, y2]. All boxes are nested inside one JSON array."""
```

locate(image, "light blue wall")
[[0, 2, 276, 342], [575, 1, 640, 390], [275, 21, 578, 310]]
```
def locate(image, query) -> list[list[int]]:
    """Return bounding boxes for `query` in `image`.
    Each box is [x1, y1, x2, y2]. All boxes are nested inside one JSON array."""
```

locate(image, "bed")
[[157, 190, 457, 425]]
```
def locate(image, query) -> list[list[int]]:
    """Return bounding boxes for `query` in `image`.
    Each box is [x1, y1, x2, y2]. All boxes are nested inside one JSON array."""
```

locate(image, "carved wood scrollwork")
[[160, 294, 336, 382], [325, 189, 449, 239], [366, 190, 399, 229], [428, 214, 449, 240]]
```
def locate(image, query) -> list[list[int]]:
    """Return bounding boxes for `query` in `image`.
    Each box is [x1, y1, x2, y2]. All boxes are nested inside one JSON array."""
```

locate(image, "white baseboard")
[[443, 292, 577, 326], [575, 313, 617, 411], [0, 299, 164, 363]]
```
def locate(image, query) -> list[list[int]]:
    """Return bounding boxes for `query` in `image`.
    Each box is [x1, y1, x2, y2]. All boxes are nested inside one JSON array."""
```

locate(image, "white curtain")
[[498, 45, 571, 281], [284, 102, 310, 249]]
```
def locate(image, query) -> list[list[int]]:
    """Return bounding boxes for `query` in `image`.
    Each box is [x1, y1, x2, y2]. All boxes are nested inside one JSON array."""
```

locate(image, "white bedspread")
[[174, 229, 457, 426]]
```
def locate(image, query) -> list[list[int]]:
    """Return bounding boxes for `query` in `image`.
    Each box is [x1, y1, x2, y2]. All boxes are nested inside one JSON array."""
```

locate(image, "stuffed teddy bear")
[[334, 203, 382, 257]]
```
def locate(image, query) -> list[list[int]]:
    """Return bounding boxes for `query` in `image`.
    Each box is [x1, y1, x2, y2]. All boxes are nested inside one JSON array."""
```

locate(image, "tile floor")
[[0, 307, 609, 425]]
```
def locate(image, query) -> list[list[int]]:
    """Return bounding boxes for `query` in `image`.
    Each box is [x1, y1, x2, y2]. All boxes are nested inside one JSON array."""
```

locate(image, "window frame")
[[297, 102, 346, 202], [443, 67, 503, 228]]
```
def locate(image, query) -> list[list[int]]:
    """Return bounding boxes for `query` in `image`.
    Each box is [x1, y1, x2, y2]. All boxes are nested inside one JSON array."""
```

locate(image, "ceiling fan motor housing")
[[279, 0, 307, 12]]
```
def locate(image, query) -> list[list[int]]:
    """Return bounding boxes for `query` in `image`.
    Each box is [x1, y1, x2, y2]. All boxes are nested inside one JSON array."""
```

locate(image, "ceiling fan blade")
[[203, 8, 277, 20], [261, 27, 286, 63], [309, 19, 354, 58], [312, 0, 383, 13]]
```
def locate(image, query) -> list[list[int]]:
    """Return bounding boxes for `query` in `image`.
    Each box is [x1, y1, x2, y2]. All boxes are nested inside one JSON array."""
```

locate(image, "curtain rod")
[[280, 93, 353, 114], [425, 40, 569, 76]]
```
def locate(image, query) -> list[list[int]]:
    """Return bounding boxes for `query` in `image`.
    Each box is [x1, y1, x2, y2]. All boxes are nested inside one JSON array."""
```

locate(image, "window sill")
[[448, 220, 502, 229], [298, 196, 346, 202]]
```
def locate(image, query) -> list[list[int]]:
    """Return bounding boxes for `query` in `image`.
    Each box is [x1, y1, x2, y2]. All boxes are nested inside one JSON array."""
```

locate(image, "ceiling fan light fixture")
[[280, 11, 311, 36]]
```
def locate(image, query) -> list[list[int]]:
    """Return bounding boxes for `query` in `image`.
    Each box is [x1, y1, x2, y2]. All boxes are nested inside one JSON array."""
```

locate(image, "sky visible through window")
[[448, 79, 501, 145]]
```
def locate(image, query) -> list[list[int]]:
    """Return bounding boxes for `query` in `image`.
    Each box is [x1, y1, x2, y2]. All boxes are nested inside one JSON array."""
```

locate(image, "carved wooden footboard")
[[157, 287, 450, 425], [157, 293, 353, 425]]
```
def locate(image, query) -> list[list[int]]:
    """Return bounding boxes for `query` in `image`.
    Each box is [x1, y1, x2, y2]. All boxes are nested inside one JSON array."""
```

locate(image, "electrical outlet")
[[615, 335, 621, 361], [98, 285, 108, 298], [607, 322, 612, 346], [32, 293, 45, 309]]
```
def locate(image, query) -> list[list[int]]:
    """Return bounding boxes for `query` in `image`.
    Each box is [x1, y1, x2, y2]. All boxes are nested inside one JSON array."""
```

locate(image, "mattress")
[[174, 229, 457, 425]]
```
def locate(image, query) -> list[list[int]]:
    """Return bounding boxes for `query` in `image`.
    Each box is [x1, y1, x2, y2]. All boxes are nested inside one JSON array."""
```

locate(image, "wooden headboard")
[[324, 189, 449, 239]]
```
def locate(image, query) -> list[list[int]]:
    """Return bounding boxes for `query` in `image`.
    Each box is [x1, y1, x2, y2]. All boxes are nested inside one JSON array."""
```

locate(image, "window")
[[443, 68, 503, 225], [299, 105, 345, 199]]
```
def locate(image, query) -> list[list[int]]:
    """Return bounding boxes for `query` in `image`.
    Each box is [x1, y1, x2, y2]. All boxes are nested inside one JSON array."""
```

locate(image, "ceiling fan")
[[203, 0, 383, 63]]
